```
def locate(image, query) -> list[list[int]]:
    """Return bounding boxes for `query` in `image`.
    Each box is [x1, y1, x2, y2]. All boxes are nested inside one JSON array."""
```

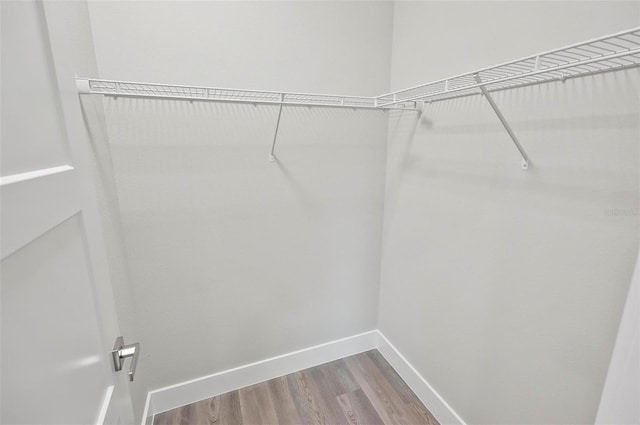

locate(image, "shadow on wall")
[[384, 70, 639, 224], [78, 95, 149, 422], [99, 96, 391, 212], [384, 108, 426, 221], [271, 155, 316, 211], [100, 97, 388, 147], [379, 67, 639, 425]]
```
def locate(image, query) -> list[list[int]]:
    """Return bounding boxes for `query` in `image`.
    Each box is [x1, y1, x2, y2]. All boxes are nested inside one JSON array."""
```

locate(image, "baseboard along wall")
[[142, 330, 465, 425]]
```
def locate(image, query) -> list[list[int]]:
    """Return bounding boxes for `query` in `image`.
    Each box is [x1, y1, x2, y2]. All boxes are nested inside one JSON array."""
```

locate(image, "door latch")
[[111, 336, 140, 382]]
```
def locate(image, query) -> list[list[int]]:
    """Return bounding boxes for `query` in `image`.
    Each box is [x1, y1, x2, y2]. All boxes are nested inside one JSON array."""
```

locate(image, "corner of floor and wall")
[[141, 330, 469, 425], [375, 2, 639, 425], [375, 1, 640, 424], [74, 1, 640, 425]]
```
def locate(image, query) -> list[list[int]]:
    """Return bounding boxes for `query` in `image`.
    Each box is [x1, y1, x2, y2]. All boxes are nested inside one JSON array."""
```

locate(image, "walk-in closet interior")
[[2, 1, 639, 424]]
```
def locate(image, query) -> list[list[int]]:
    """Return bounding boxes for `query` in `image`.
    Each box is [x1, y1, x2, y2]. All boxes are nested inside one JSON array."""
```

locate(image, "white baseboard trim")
[[141, 395, 153, 425], [376, 331, 466, 425], [141, 329, 464, 425], [144, 330, 378, 420]]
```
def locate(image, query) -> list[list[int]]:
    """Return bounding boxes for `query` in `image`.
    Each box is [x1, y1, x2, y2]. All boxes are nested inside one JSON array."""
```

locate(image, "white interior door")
[[1, 1, 135, 423]]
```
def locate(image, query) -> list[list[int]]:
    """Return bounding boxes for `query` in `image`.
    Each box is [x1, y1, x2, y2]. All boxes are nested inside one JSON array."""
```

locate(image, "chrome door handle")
[[111, 336, 140, 382]]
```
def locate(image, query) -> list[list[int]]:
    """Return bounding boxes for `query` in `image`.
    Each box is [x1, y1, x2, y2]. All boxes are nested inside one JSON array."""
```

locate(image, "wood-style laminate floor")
[[153, 349, 439, 425]]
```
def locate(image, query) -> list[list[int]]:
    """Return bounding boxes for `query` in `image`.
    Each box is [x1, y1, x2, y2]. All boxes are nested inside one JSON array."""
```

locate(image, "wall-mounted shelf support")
[[270, 97, 284, 162], [76, 27, 640, 168], [473, 74, 530, 171]]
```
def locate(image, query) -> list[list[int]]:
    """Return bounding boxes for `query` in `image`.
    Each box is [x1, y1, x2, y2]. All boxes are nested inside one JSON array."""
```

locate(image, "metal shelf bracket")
[[473, 74, 530, 171], [269, 95, 285, 162]]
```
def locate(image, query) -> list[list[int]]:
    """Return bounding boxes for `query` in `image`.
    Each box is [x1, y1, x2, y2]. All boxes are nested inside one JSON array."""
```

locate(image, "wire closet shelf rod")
[[75, 78, 411, 110], [76, 27, 640, 167], [77, 27, 640, 109], [376, 27, 640, 108]]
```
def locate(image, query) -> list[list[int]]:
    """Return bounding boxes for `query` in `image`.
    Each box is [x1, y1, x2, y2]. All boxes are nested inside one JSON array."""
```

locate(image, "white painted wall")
[[379, 1, 640, 424], [86, 0, 393, 396]]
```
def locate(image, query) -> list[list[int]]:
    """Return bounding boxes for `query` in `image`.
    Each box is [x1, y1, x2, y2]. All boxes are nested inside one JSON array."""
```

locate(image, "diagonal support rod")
[[473, 74, 530, 170], [269, 100, 284, 162]]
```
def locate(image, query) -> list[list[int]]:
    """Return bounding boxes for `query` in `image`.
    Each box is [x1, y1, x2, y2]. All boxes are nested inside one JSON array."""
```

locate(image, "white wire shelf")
[[377, 27, 640, 107], [77, 28, 640, 110], [75, 27, 640, 167], [75, 78, 410, 110]]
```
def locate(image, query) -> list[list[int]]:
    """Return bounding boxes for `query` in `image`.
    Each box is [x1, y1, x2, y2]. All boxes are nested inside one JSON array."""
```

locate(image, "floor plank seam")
[[153, 350, 440, 425]]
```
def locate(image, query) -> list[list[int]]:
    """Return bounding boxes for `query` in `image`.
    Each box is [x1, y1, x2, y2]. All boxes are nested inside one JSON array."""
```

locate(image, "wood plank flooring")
[[153, 350, 439, 425]]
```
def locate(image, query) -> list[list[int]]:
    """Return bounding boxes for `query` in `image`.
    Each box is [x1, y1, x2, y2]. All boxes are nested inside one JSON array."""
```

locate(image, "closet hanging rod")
[[378, 26, 640, 107], [75, 78, 414, 111]]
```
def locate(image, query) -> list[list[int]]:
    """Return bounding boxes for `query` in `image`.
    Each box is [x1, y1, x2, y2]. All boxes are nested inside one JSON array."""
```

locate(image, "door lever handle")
[[111, 336, 140, 382]]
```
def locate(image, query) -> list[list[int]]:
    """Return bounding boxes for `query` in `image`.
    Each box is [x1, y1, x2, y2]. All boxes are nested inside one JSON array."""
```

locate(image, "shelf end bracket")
[[473, 74, 530, 171], [76, 77, 91, 94]]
